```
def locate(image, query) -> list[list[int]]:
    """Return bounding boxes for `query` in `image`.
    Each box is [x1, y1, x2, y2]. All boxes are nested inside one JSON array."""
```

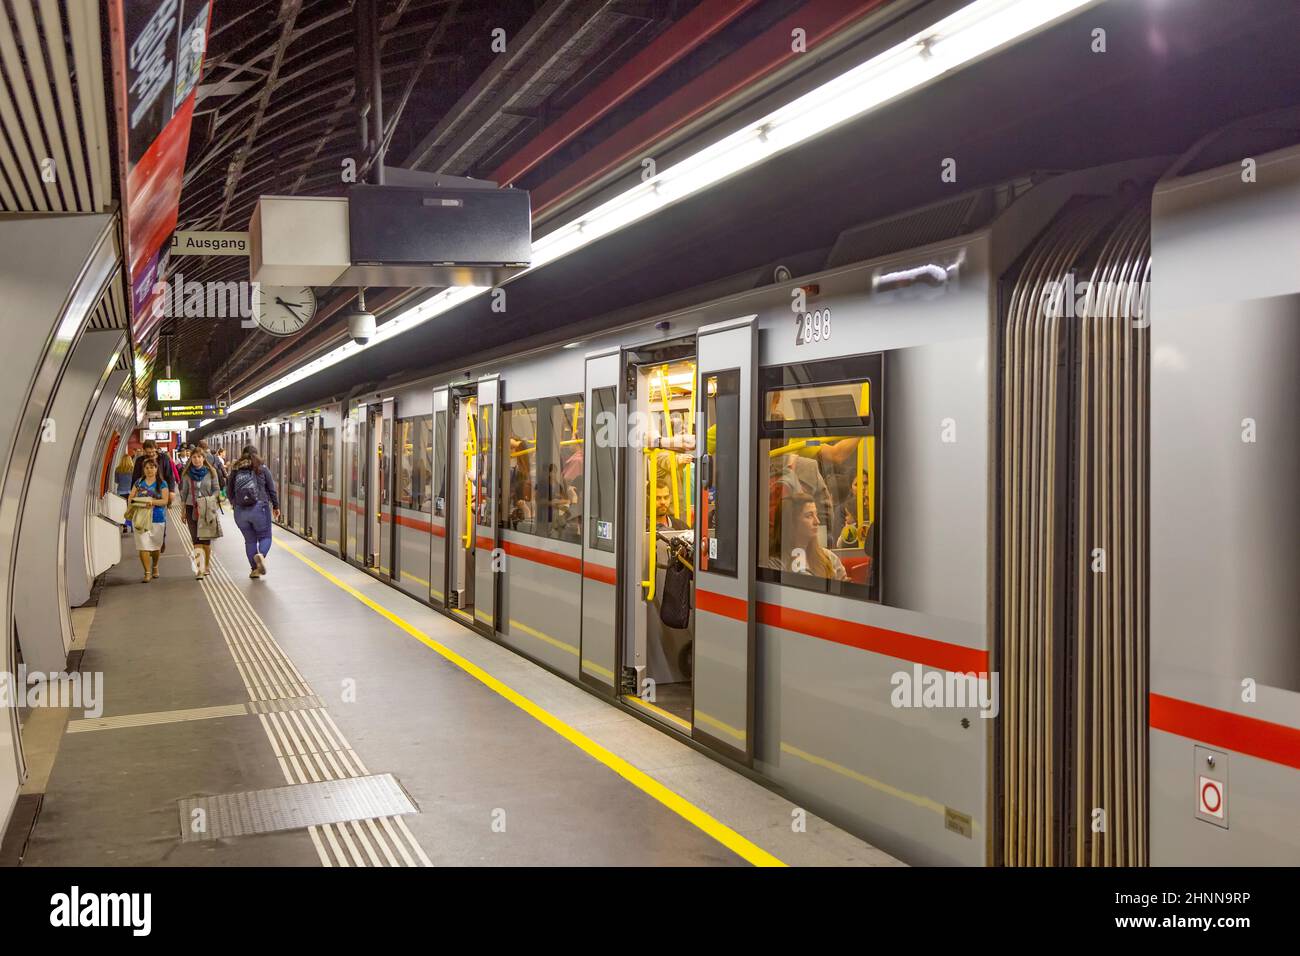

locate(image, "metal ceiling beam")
[[490, 0, 758, 186], [403, 0, 598, 172], [214, 0, 304, 229]]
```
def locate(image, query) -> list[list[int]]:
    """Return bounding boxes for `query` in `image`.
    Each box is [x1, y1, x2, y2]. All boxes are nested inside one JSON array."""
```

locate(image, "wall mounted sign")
[[170, 231, 250, 256]]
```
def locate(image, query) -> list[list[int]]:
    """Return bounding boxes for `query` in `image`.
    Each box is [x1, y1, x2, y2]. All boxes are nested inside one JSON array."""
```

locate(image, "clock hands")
[[274, 296, 306, 322]]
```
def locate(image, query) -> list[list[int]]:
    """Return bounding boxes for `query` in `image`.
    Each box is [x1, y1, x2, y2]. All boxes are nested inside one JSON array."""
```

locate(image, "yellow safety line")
[[273, 539, 785, 867], [623, 693, 692, 733]]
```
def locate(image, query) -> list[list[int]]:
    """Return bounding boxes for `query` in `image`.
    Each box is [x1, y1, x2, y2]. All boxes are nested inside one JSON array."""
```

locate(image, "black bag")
[[659, 544, 693, 630], [233, 470, 259, 508]]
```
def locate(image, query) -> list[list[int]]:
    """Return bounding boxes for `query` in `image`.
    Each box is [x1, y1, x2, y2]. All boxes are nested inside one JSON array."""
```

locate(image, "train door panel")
[[693, 316, 757, 762], [472, 376, 500, 632], [393, 389, 433, 602], [305, 415, 318, 539], [378, 397, 396, 577], [579, 352, 620, 693], [365, 404, 382, 569], [449, 386, 476, 621], [430, 387, 449, 606]]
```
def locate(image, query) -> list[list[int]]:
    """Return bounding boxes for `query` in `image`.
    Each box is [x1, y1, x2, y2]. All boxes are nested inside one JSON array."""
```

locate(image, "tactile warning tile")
[[178, 773, 417, 842]]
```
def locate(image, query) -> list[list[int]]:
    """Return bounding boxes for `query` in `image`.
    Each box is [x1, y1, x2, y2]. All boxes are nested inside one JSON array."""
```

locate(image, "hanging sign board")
[[155, 378, 181, 401], [159, 402, 227, 419]]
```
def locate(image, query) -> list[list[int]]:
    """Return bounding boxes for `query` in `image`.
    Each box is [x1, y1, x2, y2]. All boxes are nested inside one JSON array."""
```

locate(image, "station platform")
[[17, 506, 899, 867]]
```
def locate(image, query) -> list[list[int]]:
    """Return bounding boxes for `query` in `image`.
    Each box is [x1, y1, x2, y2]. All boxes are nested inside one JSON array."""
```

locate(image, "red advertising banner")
[[107, 0, 213, 396]]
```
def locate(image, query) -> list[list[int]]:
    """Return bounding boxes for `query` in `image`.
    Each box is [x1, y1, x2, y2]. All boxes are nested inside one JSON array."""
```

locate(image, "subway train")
[[211, 115, 1300, 867]]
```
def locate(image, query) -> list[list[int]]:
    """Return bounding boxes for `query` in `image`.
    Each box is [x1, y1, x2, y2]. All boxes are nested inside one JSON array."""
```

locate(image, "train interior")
[[758, 364, 881, 599], [625, 343, 698, 730]]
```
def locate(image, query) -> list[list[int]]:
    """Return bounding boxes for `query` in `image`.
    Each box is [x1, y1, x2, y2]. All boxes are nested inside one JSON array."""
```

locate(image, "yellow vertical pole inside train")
[[463, 403, 477, 549], [686, 363, 696, 527], [657, 366, 681, 519], [642, 447, 658, 601], [858, 381, 872, 532]]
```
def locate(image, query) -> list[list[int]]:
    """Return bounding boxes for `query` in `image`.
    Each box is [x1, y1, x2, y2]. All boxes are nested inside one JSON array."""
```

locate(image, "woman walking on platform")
[[180, 446, 221, 579], [129, 458, 169, 582], [227, 445, 280, 579]]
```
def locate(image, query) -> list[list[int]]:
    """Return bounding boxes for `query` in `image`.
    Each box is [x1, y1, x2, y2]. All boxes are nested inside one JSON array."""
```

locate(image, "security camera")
[[346, 288, 376, 344], [347, 306, 376, 344]]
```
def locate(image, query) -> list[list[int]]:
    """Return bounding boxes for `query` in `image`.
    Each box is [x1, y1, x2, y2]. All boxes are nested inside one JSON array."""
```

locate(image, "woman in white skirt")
[[130, 458, 170, 582]]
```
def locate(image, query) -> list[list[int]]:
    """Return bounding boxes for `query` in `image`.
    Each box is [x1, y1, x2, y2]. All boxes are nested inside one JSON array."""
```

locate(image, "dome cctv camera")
[[347, 307, 376, 344], [347, 288, 376, 344]]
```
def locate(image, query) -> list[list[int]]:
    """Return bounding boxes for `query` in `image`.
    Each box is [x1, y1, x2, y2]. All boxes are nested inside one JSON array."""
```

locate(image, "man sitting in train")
[[654, 484, 689, 531]]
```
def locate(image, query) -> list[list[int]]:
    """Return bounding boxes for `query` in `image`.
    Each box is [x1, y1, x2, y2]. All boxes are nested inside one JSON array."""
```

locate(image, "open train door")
[[578, 349, 621, 693], [472, 375, 501, 633], [692, 316, 758, 763], [430, 386, 450, 607]]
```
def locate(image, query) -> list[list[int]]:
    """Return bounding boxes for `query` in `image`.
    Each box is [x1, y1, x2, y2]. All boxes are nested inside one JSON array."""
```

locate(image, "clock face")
[[254, 285, 317, 336]]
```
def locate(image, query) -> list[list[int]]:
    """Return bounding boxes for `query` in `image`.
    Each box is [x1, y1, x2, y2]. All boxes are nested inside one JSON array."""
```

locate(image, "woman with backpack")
[[179, 446, 221, 579], [226, 445, 280, 579]]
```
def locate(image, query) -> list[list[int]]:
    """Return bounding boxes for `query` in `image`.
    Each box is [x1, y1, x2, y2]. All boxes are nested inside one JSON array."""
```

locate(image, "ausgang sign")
[[170, 230, 249, 256]]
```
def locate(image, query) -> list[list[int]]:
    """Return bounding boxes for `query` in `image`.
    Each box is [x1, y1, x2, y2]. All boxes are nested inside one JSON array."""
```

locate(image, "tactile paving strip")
[[178, 773, 417, 843]]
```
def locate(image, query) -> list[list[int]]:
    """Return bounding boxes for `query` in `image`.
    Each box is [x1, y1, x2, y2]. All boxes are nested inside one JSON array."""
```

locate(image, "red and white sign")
[[1198, 776, 1224, 818]]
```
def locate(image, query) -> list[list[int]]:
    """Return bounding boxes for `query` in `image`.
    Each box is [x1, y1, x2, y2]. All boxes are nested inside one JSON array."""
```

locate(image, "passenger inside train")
[[758, 359, 880, 595]]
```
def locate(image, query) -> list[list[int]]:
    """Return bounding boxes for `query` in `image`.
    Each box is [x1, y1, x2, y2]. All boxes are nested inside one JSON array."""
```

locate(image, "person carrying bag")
[[179, 447, 221, 579]]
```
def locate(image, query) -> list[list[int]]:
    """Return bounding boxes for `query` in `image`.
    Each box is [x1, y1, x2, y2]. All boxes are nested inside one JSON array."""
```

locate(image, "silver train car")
[[213, 122, 1300, 866]]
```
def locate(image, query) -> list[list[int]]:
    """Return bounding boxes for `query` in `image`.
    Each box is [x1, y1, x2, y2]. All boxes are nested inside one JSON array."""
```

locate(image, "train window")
[[396, 415, 433, 511], [500, 395, 583, 542], [503, 402, 539, 534], [757, 353, 882, 601], [588, 386, 617, 554], [321, 428, 336, 494], [701, 370, 739, 576], [433, 409, 447, 517], [548, 397, 582, 544]]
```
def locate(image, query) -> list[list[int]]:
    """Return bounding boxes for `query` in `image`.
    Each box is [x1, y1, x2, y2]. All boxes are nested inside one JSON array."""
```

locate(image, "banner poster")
[[107, 0, 214, 387]]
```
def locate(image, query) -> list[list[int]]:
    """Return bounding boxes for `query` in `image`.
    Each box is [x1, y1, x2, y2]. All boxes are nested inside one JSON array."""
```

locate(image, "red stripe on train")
[[758, 603, 990, 675], [340, 512, 984, 672], [697, 588, 747, 621], [1150, 692, 1300, 771]]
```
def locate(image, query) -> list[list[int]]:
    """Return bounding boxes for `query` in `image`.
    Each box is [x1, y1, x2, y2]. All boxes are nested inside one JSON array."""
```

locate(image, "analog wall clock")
[[254, 285, 317, 336]]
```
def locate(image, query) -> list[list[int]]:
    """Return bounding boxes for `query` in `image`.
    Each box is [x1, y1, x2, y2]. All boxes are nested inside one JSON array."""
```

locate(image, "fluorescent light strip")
[[229, 0, 1094, 413]]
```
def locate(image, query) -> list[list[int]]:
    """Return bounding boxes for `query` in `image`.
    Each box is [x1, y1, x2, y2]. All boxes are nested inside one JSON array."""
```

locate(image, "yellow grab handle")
[[642, 447, 658, 601], [462, 406, 478, 549]]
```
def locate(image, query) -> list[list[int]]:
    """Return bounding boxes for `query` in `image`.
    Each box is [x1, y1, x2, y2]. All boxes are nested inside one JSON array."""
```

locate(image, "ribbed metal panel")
[[87, 268, 130, 331], [999, 197, 1150, 866], [0, 1, 110, 213]]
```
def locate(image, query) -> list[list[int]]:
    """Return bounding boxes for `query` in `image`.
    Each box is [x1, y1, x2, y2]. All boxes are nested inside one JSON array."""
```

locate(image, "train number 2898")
[[795, 308, 831, 346]]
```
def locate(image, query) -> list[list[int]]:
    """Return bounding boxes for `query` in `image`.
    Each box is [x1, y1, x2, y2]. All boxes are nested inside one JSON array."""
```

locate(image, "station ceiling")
[[163, 0, 811, 402], [167, 0, 1300, 426]]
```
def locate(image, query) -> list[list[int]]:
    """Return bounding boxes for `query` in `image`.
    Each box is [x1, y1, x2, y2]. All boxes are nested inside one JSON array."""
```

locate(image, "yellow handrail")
[[642, 447, 658, 601], [462, 403, 477, 549], [657, 366, 682, 521], [686, 363, 696, 526]]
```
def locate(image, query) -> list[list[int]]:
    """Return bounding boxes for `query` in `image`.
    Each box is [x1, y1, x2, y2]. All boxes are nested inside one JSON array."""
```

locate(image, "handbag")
[[125, 494, 154, 533], [659, 540, 694, 630]]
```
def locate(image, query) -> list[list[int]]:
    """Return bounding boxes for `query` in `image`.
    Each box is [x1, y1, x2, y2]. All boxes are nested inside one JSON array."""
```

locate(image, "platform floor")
[[20, 506, 900, 867]]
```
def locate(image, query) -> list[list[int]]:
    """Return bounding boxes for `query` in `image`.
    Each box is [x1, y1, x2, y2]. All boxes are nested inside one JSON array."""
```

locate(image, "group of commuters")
[[112, 438, 281, 583]]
